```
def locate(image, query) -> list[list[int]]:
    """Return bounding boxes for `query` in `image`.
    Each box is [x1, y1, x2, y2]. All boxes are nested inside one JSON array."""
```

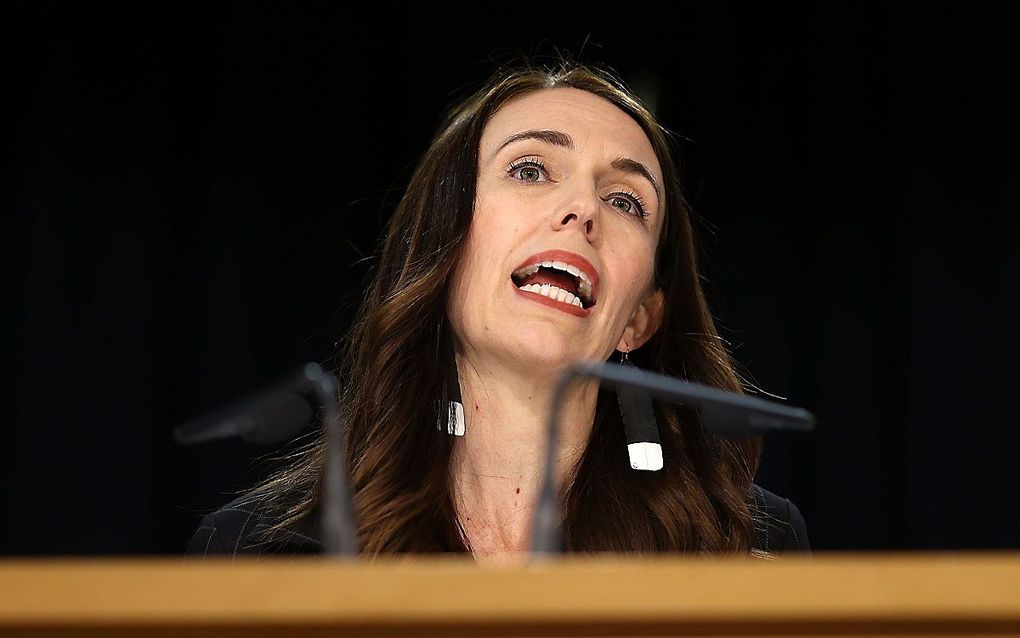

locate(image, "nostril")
[[585, 219, 593, 233]]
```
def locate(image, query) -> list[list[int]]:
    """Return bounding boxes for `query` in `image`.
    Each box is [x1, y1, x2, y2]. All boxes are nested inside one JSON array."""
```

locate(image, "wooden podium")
[[2, 554, 1019, 637]]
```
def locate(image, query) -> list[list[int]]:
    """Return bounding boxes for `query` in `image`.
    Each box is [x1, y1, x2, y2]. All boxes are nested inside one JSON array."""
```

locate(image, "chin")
[[503, 328, 581, 371]]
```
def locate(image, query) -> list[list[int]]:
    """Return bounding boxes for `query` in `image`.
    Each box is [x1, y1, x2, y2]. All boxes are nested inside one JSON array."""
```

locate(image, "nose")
[[551, 184, 601, 244]]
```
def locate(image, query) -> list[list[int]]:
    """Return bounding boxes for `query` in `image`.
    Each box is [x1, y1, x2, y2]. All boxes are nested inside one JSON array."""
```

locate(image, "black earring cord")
[[443, 323, 466, 436], [617, 347, 664, 472]]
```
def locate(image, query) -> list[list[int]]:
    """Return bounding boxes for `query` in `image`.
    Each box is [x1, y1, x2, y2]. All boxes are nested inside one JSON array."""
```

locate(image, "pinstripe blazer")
[[186, 484, 809, 557]]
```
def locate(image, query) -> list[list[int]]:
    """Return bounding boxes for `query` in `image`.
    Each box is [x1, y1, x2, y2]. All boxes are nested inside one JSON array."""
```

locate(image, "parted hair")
[[242, 60, 764, 554]]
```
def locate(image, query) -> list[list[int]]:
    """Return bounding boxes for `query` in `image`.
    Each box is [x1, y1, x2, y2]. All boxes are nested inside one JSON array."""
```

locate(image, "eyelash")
[[505, 158, 650, 219], [506, 157, 548, 180]]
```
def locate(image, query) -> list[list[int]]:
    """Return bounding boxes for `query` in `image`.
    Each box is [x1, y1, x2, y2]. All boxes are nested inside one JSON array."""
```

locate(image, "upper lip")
[[511, 249, 600, 307]]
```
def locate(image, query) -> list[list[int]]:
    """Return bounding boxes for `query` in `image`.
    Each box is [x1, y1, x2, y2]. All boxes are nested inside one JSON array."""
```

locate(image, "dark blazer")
[[186, 484, 809, 558]]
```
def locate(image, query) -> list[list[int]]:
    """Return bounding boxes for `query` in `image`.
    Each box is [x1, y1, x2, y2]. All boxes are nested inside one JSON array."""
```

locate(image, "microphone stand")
[[531, 361, 816, 555], [311, 370, 359, 556]]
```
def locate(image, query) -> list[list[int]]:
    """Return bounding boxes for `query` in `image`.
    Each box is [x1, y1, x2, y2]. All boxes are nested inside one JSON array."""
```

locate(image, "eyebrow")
[[493, 129, 574, 156], [492, 128, 661, 202], [610, 157, 661, 203]]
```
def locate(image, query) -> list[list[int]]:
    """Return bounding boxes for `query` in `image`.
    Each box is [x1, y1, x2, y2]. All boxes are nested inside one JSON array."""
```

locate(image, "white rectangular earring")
[[443, 326, 466, 436], [617, 349, 662, 471]]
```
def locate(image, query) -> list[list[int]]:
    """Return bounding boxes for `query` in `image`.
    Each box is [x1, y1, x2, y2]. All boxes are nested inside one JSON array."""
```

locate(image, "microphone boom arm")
[[531, 361, 816, 555]]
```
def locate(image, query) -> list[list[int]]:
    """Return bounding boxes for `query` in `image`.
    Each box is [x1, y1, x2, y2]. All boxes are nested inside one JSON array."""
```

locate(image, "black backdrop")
[[7, 3, 1019, 554]]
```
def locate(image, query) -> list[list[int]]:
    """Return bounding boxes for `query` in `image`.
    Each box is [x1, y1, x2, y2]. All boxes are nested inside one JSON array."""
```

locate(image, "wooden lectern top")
[[1, 553, 1019, 637]]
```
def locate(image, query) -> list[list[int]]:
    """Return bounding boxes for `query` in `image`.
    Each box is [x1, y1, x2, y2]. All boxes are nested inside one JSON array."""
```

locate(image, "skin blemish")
[[475, 403, 480, 410], [516, 487, 520, 494]]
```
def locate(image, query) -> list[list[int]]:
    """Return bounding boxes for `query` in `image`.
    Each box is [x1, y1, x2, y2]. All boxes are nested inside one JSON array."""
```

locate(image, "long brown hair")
[[244, 60, 764, 555]]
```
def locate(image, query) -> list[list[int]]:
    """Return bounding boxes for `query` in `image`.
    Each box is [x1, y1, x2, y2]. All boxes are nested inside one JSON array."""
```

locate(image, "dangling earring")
[[617, 347, 663, 471], [442, 325, 466, 436]]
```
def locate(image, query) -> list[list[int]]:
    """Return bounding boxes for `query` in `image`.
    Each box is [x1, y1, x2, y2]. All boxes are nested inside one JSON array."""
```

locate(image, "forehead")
[[480, 88, 662, 180]]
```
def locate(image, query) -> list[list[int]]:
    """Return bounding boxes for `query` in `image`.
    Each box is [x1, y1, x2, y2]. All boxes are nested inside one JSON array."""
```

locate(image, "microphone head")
[[174, 388, 315, 445]]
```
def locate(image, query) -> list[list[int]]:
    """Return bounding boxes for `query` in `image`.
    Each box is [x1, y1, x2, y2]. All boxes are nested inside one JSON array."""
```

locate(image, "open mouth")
[[510, 259, 597, 310]]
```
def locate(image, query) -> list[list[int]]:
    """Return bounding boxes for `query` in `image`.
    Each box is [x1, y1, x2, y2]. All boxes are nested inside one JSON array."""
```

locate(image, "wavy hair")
[[243, 60, 764, 555]]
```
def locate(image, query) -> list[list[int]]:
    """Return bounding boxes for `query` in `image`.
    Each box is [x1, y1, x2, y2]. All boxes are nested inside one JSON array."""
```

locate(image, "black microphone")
[[173, 363, 359, 556], [531, 361, 816, 555], [173, 366, 318, 446]]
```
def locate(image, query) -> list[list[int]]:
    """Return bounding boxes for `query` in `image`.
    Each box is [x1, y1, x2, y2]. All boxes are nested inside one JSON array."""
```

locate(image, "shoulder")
[[186, 487, 810, 557], [749, 484, 811, 554], [185, 494, 322, 559]]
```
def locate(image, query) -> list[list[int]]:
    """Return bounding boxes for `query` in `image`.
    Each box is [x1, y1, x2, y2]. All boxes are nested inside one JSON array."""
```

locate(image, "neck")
[[449, 351, 599, 564]]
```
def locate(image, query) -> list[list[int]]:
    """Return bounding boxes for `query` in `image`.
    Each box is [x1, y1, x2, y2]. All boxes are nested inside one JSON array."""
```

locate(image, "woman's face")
[[448, 87, 666, 372]]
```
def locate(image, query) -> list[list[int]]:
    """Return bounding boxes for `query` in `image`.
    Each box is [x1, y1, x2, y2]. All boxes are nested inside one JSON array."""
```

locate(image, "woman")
[[187, 61, 809, 562]]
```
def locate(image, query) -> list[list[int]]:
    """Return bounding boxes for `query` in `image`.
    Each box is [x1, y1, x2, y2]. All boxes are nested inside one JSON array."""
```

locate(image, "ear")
[[616, 287, 665, 352]]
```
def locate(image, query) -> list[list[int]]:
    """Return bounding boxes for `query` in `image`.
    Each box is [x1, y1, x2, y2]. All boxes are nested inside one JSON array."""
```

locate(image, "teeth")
[[516, 260, 591, 282], [578, 280, 592, 298], [519, 283, 582, 308], [512, 258, 596, 306], [512, 264, 540, 277]]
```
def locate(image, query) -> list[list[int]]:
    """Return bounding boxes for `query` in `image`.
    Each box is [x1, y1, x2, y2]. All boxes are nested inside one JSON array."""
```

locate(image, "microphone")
[[173, 363, 359, 556], [530, 361, 816, 555], [173, 366, 318, 446]]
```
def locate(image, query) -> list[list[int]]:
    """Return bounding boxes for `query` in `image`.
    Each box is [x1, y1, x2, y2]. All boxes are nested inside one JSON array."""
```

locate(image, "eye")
[[507, 158, 549, 183], [605, 189, 649, 219]]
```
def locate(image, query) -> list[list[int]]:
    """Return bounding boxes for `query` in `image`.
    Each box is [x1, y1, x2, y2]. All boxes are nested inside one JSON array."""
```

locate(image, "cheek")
[[604, 235, 658, 317], [448, 201, 520, 309], [473, 186, 523, 233], [467, 196, 528, 266]]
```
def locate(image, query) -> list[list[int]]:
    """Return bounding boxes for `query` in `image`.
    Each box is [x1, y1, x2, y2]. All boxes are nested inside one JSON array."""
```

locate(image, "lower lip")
[[510, 279, 592, 318]]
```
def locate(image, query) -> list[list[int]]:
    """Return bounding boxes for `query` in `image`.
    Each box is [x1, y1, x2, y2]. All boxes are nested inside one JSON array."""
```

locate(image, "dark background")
[[7, 3, 1018, 554]]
